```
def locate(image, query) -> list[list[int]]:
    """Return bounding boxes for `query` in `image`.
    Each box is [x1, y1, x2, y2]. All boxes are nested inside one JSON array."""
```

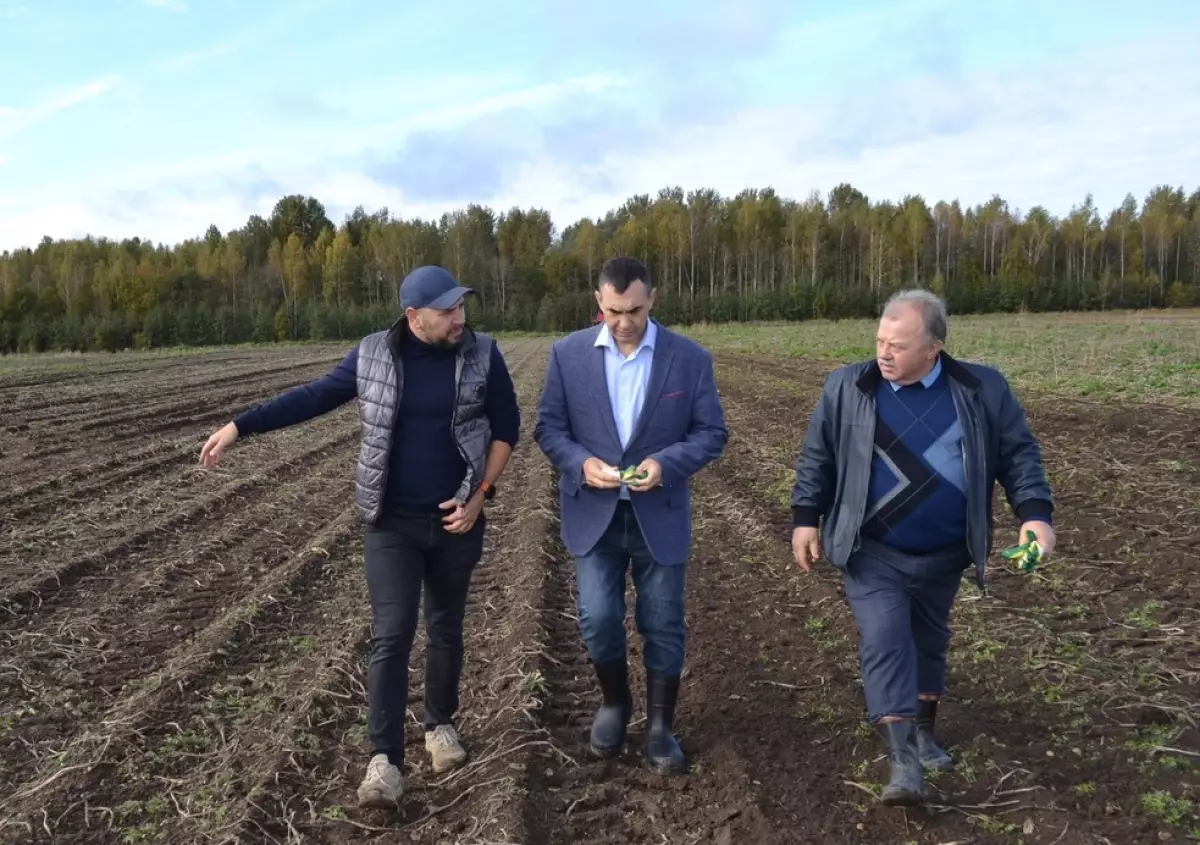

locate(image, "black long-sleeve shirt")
[[234, 333, 520, 512]]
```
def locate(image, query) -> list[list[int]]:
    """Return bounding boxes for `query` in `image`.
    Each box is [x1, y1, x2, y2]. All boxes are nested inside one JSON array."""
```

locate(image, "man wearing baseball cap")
[[199, 264, 521, 809]]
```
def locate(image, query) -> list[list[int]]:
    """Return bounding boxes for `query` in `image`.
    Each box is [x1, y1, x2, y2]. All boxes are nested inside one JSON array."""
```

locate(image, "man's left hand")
[[1019, 520, 1056, 558], [441, 491, 485, 534], [626, 458, 663, 491]]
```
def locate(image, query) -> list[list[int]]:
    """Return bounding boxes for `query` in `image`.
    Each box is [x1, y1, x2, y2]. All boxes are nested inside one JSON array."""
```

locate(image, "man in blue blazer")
[[534, 257, 728, 775]]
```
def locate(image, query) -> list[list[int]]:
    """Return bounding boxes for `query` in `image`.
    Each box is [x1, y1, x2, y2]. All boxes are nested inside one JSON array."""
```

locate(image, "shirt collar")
[[890, 353, 942, 391], [596, 319, 657, 356]]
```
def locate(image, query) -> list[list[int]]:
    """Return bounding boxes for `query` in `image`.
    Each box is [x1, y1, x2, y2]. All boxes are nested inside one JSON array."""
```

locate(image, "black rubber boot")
[[588, 658, 633, 758], [644, 671, 687, 775], [916, 699, 954, 772], [879, 720, 924, 806]]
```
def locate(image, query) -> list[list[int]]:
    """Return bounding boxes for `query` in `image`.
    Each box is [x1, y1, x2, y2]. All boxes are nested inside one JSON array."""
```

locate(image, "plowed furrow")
[[3, 393, 96, 419], [1, 362, 347, 491], [688, 471, 873, 841], [39, 360, 338, 435], [1, 350, 344, 411], [0, 438, 198, 523], [0, 436, 193, 510], [0, 357, 223, 399], [26, 399, 281, 455], [0, 420, 359, 612], [0, 446, 358, 793], [0, 510, 363, 843], [64, 538, 370, 845], [0, 370, 92, 391], [517, 467, 607, 844]]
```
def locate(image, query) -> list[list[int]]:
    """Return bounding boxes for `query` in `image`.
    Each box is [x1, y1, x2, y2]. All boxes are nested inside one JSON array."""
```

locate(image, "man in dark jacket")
[[198, 265, 521, 809], [790, 289, 1054, 807]]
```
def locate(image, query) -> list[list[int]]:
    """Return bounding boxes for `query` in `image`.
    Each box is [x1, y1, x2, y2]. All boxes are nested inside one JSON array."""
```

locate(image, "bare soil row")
[[0, 349, 353, 491], [1, 341, 1195, 843]]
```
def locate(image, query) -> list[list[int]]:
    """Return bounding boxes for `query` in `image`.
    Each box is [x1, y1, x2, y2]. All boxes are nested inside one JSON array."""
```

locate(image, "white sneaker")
[[425, 724, 468, 773], [356, 753, 403, 808]]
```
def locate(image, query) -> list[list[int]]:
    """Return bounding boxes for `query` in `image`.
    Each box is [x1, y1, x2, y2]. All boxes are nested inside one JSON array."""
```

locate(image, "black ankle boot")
[[879, 720, 924, 807], [644, 671, 686, 775], [588, 658, 632, 758], [915, 699, 954, 772]]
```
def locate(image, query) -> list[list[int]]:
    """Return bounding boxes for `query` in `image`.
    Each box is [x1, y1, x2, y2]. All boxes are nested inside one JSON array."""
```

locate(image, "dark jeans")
[[574, 501, 687, 676], [363, 507, 485, 767], [842, 538, 971, 723]]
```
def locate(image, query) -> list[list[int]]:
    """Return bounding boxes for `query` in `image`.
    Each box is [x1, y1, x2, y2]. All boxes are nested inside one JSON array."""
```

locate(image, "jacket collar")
[[855, 351, 980, 395]]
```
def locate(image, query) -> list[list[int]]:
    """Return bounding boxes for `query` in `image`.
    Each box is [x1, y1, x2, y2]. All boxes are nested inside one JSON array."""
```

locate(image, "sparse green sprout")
[[1001, 529, 1043, 573]]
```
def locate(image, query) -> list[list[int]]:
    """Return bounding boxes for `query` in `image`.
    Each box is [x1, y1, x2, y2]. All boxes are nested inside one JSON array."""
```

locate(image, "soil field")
[[1, 319, 1197, 844]]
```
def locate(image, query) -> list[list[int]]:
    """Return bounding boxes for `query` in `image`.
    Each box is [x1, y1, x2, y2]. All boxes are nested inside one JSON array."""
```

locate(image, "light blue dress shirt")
[[595, 319, 657, 499], [889, 353, 943, 391]]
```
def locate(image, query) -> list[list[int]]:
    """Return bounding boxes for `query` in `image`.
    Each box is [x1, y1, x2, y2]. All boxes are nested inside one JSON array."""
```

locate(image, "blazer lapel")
[[628, 332, 675, 448], [588, 342, 622, 451]]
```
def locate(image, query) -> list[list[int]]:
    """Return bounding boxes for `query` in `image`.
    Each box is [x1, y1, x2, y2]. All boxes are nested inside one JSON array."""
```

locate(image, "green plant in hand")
[[1001, 529, 1044, 573], [620, 465, 649, 484]]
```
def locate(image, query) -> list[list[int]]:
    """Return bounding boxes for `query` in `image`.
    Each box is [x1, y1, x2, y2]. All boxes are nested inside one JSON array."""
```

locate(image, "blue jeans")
[[842, 538, 970, 723], [574, 502, 687, 676]]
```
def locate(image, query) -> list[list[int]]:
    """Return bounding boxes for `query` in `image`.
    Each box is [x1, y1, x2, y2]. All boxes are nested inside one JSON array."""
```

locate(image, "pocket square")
[[661, 390, 685, 399]]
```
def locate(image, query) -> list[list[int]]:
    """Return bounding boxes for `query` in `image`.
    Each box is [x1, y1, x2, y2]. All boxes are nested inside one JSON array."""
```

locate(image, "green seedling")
[[619, 465, 649, 484], [1001, 529, 1044, 573]]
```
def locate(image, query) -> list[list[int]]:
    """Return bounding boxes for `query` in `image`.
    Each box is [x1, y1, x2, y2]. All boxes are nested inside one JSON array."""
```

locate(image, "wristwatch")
[[480, 480, 496, 500]]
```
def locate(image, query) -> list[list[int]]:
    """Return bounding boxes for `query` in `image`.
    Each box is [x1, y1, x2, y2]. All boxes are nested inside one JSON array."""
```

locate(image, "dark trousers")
[[363, 507, 485, 766], [842, 538, 970, 723], [573, 501, 687, 676]]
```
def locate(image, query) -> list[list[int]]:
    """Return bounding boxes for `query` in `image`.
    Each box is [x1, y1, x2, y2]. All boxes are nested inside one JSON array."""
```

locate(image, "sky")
[[1, 0, 1198, 252]]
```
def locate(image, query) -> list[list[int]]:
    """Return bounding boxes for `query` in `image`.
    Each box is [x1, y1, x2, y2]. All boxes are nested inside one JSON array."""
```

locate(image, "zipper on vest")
[[376, 339, 402, 513], [953, 384, 979, 566], [452, 353, 473, 497], [850, 391, 874, 554]]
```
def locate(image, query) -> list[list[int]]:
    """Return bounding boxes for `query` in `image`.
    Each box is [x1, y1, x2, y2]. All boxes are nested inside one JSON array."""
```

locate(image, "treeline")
[[1, 183, 1198, 353]]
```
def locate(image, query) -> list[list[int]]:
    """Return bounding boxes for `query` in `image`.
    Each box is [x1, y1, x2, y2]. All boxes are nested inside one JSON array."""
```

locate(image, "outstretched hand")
[[200, 422, 239, 467]]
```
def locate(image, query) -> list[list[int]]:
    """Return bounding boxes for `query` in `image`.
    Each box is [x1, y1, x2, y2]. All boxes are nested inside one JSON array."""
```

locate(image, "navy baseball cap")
[[398, 265, 474, 311]]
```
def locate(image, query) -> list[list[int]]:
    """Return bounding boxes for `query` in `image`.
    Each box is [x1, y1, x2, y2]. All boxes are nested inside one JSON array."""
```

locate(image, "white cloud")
[[3, 71, 630, 203], [327, 72, 629, 158], [0, 192, 277, 251], [609, 97, 1198, 223], [0, 75, 122, 141], [0, 4, 31, 19], [0, 72, 630, 248], [2, 32, 1197, 252]]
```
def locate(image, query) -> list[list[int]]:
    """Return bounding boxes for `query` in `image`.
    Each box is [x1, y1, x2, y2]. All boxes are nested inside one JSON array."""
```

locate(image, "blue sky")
[[1, 0, 1198, 251]]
